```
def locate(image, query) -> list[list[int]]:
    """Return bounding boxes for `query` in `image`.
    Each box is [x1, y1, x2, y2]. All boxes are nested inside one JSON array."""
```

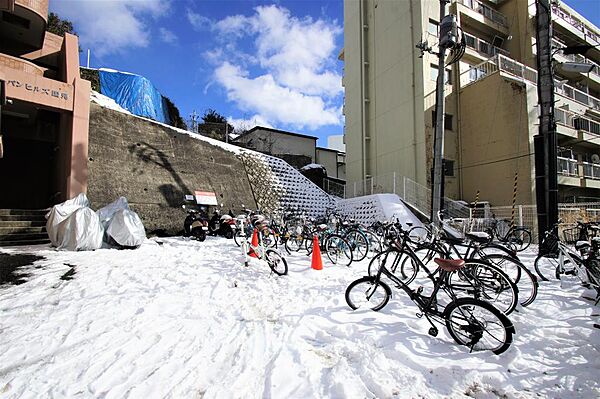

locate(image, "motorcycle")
[[208, 206, 236, 239], [183, 204, 209, 242]]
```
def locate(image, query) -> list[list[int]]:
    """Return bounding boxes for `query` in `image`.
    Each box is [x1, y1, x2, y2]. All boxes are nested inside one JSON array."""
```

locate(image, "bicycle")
[[486, 216, 532, 252], [346, 255, 514, 354], [534, 225, 600, 302], [406, 230, 537, 308], [368, 233, 519, 315], [238, 218, 288, 276]]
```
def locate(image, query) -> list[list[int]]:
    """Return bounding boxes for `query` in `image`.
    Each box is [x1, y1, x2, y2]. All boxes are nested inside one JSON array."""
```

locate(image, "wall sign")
[[194, 191, 218, 205], [6, 79, 69, 100]]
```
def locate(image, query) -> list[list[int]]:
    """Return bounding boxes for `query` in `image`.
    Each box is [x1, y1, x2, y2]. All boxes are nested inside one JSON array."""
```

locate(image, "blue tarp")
[[98, 69, 170, 124]]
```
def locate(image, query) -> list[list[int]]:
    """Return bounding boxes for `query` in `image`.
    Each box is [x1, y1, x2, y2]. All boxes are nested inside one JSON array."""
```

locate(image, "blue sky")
[[49, 0, 598, 148]]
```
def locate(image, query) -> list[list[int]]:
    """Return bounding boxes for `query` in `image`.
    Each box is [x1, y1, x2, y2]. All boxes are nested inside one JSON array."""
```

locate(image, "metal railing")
[[457, 0, 508, 27], [555, 108, 600, 135], [463, 32, 509, 58], [551, 3, 600, 45], [557, 156, 579, 176], [322, 178, 346, 199], [582, 162, 600, 180], [462, 54, 600, 112]]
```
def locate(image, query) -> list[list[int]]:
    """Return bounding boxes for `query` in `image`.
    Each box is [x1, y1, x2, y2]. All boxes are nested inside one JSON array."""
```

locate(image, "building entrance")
[[0, 103, 61, 209]]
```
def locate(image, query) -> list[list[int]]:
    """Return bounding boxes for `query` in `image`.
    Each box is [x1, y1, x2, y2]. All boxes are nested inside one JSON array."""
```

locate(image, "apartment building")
[[342, 0, 600, 205], [0, 0, 91, 209]]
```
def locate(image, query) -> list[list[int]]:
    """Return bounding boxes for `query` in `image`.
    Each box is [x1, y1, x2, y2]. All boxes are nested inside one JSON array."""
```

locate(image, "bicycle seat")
[[466, 231, 491, 243], [575, 241, 591, 251], [434, 258, 465, 272]]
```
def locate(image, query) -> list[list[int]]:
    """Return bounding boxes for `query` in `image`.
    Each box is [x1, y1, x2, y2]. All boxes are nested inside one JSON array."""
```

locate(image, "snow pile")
[[90, 91, 131, 115], [337, 193, 423, 228], [0, 241, 598, 397]]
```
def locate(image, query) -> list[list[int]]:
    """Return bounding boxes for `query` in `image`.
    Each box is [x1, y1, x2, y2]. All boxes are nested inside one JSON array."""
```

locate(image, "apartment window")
[[431, 64, 452, 84], [432, 111, 453, 130], [428, 19, 439, 36], [444, 159, 455, 177]]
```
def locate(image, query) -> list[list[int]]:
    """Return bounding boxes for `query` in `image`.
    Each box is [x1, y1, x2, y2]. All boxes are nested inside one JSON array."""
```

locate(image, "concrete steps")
[[0, 209, 50, 246]]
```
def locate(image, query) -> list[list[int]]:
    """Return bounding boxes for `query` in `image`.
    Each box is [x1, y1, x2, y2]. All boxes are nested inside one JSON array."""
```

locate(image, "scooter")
[[208, 206, 236, 239], [183, 204, 209, 242]]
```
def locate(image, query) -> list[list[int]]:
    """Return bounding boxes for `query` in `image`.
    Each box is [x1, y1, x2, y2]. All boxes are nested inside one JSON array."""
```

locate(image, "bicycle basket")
[[562, 227, 579, 245]]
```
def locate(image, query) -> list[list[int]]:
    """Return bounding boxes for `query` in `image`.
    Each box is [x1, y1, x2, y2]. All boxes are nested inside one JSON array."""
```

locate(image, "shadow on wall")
[[127, 141, 191, 207]]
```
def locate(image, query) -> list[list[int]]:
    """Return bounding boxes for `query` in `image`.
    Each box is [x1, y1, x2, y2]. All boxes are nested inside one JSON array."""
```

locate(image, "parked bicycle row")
[[182, 201, 599, 355]]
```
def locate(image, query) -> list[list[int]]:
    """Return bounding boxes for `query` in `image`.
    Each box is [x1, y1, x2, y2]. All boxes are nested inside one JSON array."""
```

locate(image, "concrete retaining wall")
[[86, 103, 257, 234]]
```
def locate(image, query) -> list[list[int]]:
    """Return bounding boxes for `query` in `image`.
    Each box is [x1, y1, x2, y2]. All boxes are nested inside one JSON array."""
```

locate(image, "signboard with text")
[[194, 191, 218, 206]]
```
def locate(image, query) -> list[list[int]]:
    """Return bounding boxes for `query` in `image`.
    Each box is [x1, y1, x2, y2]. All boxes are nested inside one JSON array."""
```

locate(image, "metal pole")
[[87, 49, 90, 68], [225, 122, 229, 143], [431, 0, 450, 226]]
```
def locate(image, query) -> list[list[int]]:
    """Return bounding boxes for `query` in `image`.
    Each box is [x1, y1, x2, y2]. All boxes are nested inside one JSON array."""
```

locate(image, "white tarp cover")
[[105, 209, 146, 248], [97, 197, 145, 248], [46, 193, 91, 247], [54, 207, 104, 251], [97, 196, 130, 229]]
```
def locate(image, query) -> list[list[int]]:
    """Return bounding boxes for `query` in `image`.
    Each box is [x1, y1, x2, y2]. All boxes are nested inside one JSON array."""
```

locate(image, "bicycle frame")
[[369, 250, 457, 321], [554, 241, 585, 277]]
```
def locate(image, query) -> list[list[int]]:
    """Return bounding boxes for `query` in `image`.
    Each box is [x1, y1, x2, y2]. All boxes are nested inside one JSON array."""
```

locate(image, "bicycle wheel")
[[284, 234, 304, 253], [363, 230, 383, 259], [345, 229, 369, 262], [407, 225, 432, 244], [261, 228, 278, 248], [483, 254, 538, 307], [266, 249, 288, 276], [345, 276, 391, 311], [448, 261, 519, 315], [507, 228, 532, 252], [444, 297, 514, 355], [234, 230, 245, 247], [367, 250, 419, 284], [325, 234, 353, 267], [534, 254, 574, 282]]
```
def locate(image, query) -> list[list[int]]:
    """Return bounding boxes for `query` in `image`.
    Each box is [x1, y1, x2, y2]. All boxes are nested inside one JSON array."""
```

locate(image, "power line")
[[458, 152, 534, 171]]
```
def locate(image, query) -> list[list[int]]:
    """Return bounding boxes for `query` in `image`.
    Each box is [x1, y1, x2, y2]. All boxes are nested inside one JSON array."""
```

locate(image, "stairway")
[[0, 209, 50, 247]]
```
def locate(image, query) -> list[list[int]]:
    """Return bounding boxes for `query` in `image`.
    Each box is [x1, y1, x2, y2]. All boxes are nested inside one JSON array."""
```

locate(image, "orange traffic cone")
[[249, 228, 259, 258], [311, 234, 323, 270]]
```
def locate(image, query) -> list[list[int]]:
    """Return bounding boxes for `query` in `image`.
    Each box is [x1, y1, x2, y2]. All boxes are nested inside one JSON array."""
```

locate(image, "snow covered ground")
[[0, 238, 599, 398]]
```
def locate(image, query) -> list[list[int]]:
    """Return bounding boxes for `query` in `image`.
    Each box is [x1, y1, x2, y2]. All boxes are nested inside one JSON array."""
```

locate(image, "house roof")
[[234, 126, 318, 142], [316, 146, 345, 155]]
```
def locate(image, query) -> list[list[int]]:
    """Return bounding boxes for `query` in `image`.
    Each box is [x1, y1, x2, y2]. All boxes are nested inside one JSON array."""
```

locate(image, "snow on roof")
[[300, 163, 326, 171]]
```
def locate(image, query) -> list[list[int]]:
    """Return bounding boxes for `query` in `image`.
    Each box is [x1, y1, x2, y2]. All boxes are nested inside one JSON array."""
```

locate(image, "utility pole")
[[430, 0, 460, 226], [533, 0, 558, 252]]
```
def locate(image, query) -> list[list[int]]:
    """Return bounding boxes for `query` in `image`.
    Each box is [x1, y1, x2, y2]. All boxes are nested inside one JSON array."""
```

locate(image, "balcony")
[[551, 3, 600, 45], [461, 54, 600, 112], [456, 0, 508, 26], [583, 162, 600, 180], [0, 0, 48, 53], [558, 156, 579, 177], [0, 52, 44, 76], [556, 108, 600, 136], [463, 32, 509, 60]]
